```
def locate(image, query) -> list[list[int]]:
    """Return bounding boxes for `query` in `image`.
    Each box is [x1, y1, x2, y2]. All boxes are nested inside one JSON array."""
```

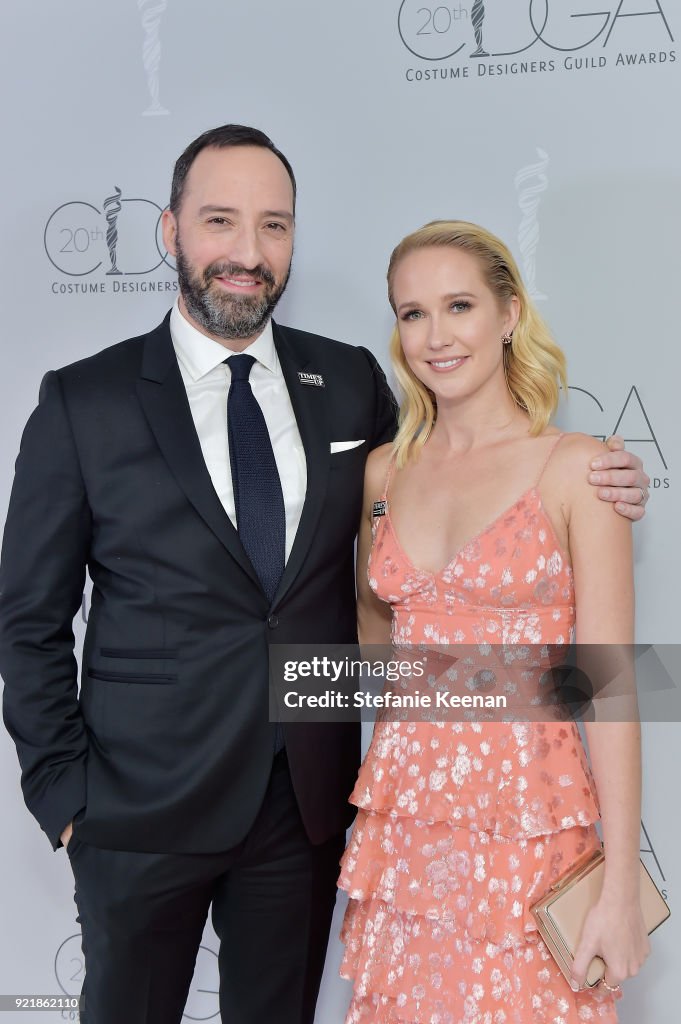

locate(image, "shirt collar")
[[170, 298, 278, 381]]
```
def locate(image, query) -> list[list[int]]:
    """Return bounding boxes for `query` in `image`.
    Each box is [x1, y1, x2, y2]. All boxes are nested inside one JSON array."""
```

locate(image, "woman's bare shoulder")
[[363, 443, 393, 498], [366, 442, 393, 473], [551, 431, 608, 473], [544, 432, 614, 517]]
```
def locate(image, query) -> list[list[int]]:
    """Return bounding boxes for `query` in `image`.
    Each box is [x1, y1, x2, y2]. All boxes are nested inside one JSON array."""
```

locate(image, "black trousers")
[[67, 752, 345, 1024]]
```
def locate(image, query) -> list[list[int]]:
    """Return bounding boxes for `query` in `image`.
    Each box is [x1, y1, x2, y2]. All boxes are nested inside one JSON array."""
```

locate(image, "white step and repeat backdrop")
[[0, 2, 679, 1021]]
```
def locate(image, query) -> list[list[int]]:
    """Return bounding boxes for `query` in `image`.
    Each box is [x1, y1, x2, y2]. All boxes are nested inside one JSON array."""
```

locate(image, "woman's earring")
[[502, 333, 513, 345]]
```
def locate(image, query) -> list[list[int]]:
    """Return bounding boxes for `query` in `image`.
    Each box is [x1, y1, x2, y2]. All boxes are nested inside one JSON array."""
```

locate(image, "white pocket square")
[[330, 440, 365, 453]]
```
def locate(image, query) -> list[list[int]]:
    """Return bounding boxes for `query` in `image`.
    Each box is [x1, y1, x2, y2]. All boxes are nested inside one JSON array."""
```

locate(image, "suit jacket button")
[[267, 615, 279, 629]]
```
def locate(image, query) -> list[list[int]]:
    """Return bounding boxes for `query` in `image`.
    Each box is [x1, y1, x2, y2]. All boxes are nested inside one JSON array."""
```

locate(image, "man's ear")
[[161, 208, 178, 258]]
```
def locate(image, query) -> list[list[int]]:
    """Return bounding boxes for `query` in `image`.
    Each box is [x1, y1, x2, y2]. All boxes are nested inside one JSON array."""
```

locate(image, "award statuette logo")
[[104, 187, 123, 276], [514, 148, 549, 303], [470, 0, 488, 57], [138, 0, 169, 116]]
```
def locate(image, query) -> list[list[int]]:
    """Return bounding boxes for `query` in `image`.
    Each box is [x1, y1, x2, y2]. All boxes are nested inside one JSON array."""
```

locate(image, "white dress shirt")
[[170, 300, 306, 561]]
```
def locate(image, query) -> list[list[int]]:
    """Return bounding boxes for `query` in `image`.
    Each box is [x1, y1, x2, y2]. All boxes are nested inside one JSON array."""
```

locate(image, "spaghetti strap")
[[382, 451, 398, 502], [535, 432, 565, 489]]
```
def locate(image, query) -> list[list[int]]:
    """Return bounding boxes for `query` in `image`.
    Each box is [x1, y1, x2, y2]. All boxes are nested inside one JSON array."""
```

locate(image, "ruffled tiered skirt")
[[338, 721, 619, 1023]]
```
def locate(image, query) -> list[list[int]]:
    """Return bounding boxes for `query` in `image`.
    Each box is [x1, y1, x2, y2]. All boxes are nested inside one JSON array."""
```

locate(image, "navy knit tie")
[[226, 355, 285, 603]]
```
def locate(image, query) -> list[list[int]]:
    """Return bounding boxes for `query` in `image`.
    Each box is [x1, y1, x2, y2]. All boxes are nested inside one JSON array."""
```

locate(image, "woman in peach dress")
[[338, 222, 649, 1023]]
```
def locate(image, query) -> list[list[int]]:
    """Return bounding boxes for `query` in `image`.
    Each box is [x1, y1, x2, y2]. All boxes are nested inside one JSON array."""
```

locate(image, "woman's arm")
[[560, 433, 649, 991], [356, 445, 393, 648]]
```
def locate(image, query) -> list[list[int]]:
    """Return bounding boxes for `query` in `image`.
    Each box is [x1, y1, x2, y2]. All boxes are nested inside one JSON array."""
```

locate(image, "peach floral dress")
[[339, 436, 618, 1023]]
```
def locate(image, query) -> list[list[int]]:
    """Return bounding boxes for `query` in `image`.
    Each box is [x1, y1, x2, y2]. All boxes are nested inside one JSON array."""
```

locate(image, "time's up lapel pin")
[[298, 372, 325, 387]]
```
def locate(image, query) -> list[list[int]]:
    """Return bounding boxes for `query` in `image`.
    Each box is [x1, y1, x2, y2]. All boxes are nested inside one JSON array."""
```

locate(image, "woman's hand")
[[571, 891, 650, 991]]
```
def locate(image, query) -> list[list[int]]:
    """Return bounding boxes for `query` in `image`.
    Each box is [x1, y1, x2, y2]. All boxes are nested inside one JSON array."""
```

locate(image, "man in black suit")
[[0, 125, 649, 1024]]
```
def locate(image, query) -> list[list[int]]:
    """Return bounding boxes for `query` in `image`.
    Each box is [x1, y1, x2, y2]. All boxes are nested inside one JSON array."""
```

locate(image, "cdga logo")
[[398, 0, 673, 62], [44, 187, 176, 278]]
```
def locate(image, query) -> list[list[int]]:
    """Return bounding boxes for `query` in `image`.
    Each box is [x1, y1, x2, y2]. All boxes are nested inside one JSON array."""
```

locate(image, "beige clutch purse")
[[530, 848, 670, 989]]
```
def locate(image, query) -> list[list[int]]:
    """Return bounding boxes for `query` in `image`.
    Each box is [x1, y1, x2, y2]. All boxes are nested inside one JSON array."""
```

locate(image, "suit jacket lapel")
[[135, 316, 263, 593], [272, 322, 330, 608]]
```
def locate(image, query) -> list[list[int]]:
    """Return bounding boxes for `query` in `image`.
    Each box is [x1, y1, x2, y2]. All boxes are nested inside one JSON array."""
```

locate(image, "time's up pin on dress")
[[339, 435, 619, 1024]]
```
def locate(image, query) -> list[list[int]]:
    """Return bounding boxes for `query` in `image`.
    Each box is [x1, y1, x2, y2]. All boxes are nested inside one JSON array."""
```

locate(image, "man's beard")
[[175, 239, 291, 341]]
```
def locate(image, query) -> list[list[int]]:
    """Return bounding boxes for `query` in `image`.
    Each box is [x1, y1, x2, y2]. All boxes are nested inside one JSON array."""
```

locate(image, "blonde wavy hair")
[[387, 220, 567, 466]]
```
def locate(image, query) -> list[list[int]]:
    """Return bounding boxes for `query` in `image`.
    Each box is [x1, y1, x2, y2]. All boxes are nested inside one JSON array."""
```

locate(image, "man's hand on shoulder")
[[587, 434, 650, 521]]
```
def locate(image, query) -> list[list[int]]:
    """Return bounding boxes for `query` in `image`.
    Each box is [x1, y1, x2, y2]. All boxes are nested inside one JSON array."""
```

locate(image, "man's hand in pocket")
[[60, 822, 73, 850]]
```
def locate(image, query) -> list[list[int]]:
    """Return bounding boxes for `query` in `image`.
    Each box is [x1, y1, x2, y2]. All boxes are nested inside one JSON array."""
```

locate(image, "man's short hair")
[[169, 124, 297, 215]]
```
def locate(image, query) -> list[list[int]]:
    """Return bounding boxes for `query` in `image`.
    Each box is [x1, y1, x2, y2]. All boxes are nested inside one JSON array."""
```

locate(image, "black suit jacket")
[[0, 314, 397, 852]]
